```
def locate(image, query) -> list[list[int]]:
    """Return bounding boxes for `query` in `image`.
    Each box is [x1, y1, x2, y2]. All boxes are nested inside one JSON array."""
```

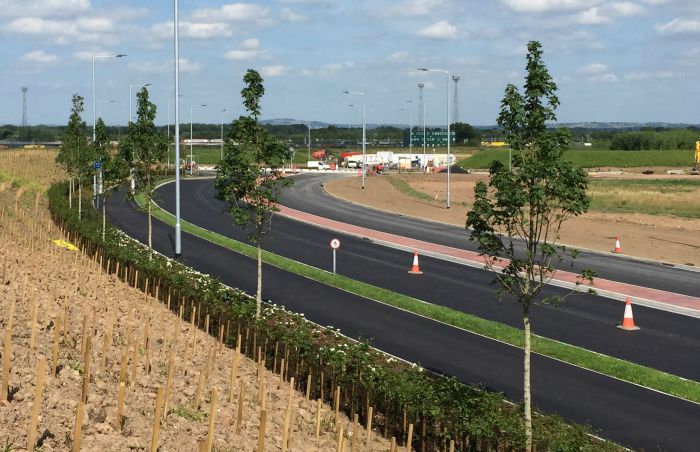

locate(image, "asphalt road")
[[107, 186, 700, 451], [155, 179, 700, 382], [283, 173, 699, 298]]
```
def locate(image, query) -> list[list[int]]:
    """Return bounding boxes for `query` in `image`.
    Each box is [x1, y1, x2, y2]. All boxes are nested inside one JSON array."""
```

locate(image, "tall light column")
[[220, 108, 226, 160], [92, 53, 126, 142], [190, 103, 207, 175], [418, 68, 451, 208], [174, 0, 182, 257], [422, 99, 427, 172], [307, 122, 311, 161], [343, 90, 366, 189], [129, 83, 151, 123], [406, 100, 413, 155]]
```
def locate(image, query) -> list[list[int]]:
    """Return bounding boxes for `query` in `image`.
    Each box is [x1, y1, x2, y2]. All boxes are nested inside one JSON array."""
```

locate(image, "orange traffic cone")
[[408, 251, 423, 275], [613, 236, 622, 253], [617, 297, 640, 331]]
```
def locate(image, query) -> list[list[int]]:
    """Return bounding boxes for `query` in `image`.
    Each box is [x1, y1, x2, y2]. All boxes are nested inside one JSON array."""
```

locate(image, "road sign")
[[94, 161, 102, 169], [330, 238, 340, 249]]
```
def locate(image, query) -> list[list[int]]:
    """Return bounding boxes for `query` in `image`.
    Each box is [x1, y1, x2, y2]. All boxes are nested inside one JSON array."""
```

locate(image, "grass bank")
[[141, 188, 700, 405], [589, 179, 700, 219]]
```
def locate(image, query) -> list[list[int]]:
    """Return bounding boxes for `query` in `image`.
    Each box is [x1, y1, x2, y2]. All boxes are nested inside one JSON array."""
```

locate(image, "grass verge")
[[385, 175, 436, 203], [588, 179, 700, 219], [138, 191, 700, 405]]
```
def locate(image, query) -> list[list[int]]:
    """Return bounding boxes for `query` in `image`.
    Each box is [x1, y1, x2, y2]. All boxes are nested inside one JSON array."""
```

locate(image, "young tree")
[[56, 94, 89, 219], [466, 41, 595, 451], [119, 87, 168, 256], [93, 117, 113, 240], [216, 69, 293, 318]]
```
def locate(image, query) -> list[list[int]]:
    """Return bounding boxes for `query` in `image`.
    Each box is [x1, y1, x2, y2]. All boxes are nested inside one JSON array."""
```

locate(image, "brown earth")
[[0, 184, 390, 451], [324, 172, 700, 267]]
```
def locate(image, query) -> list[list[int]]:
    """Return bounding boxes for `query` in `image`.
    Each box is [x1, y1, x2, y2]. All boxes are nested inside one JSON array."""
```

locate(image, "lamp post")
[[129, 83, 151, 123], [174, 0, 182, 257], [343, 90, 366, 189], [418, 68, 451, 208], [92, 54, 126, 142], [307, 122, 311, 161], [190, 103, 207, 175], [422, 97, 427, 172], [220, 108, 226, 161], [406, 100, 414, 155]]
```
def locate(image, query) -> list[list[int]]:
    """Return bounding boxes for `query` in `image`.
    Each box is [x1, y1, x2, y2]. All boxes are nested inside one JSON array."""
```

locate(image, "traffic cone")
[[408, 251, 423, 275], [613, 236, 622, 253], [617, 297, 640, 331]]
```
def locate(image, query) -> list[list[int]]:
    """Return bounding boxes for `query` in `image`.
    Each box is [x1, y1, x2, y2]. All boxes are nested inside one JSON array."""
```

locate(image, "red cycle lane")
[[278, 204, 700, 318]]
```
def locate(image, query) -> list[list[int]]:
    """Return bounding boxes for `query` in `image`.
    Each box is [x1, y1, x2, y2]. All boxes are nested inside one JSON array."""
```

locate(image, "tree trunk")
[[256, 243, 262, 319], [102, 198, 106, 241], [523, 311, 532, 452], [78, 181, 82, 220], [148, 200, 153, 260], [68, 177, 73, 209]]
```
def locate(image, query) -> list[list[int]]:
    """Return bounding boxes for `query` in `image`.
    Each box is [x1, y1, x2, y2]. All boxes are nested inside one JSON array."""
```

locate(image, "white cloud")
[[416, 21, 457, 39], [577, 63, 608, 74], [0, 0, 90, 18], [127, 58, 200, 74], [624, 70, 680, 80], [5, 16, 117, 44], [577, 7, 610, 24], [655, 17, 700, 34], [191, 3, 273, 25], [262, 65, 287, 77], [282, 8, 308, 22], [379, 0, 448, 17], [388, 51, 410, 62], [21, 50, 59, 64], [180, 58, 201, 73], [590, 73, 618, 82], [224, 38, 267, 60], [500, 0, 599, 13], [608, 2, 644, 16], [150, 21, 233, 40]]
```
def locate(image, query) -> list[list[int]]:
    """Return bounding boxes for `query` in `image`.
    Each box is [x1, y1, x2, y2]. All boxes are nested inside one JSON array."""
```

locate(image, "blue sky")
[[2, 0, 700, 127]]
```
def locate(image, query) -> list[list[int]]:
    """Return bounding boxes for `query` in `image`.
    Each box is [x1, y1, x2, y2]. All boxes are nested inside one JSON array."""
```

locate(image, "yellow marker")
[[52, 239, 79, 251]]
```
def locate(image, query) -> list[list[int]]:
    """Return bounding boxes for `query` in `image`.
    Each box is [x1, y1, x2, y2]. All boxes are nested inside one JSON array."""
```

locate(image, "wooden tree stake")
[[205, 386, 218, 452], [26, 356, 47, 452], [51, 317, 61, 377], [28, 296, 39, 356], [2, 327, 12, 402], [315, 398, 322, 438], [336, 426, 345, 452], [130, 339, 139, 387], [163, 348, 176, 416], [407, 423, 414, 451], [449, 439, 455, 452], [390, 436, 396, 452], [334, 385, 340, 425], [366, 406, 373, 446], [117, 381, 126, 431], [235, 381, 245, 434], [118, 347, 128, 385], [72, 401, 85, 452], [228, 350, 239, 403], [150, 386, 164, 452], [257, 409, 267, 452], [194, 370, 204, 409]]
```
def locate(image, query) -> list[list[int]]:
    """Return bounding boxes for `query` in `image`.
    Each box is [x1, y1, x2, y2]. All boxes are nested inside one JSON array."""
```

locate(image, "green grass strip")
[[138, 192, 700, 404], [386, 175, 437, 203]]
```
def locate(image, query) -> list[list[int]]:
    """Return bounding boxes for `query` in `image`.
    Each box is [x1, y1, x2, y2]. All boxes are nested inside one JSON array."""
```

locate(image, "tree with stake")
[[56, 94, 89, 219], [216, 69, 293, 318], [92, 117, 113, 240], [466, 41, 596, 451], [120, 87, 168, 257]]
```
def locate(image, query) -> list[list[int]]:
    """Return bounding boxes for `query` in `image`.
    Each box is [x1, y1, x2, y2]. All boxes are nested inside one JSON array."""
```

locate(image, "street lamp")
[[98, 100, 115, 118], [174, 0, 182, 256], [405, 100, 414, 155], [220, 108, 227, 160], [129, 83, 151, 123], [190, 103, 207, 175], [307, 122, 311, 161], [92, 53, 126, 142], [343, 90, 366, 189], [418, 68, 451, 208]]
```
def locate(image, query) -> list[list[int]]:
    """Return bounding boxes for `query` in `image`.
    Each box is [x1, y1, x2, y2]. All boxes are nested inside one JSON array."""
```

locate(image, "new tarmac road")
[[156, 179, 700, 382], [107, 183, 700, 451]]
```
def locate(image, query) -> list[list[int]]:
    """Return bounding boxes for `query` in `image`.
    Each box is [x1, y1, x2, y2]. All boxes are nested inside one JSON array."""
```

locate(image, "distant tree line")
[[608, 128, 699, 151]]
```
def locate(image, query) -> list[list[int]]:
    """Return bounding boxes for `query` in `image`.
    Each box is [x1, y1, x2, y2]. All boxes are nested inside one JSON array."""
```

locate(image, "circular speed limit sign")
[[330, 238, 341, 249]]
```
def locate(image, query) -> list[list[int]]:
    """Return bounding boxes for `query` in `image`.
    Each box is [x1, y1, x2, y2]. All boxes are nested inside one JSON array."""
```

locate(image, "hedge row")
[[47, 181, 622, 451]]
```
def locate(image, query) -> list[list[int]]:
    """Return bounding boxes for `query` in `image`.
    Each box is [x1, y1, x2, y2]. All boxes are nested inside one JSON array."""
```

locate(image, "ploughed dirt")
[[0, 184, 390, 451], [324, 172, 700, 267]]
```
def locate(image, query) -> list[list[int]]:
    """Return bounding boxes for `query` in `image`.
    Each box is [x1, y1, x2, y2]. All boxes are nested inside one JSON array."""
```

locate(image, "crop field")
[[460, 148, 694, 169]]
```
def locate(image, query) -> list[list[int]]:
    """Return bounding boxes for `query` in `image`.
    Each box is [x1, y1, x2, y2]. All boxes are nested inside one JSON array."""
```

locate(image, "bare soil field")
[[0, 183, 389, 450], [325, 171, 700, 267]]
